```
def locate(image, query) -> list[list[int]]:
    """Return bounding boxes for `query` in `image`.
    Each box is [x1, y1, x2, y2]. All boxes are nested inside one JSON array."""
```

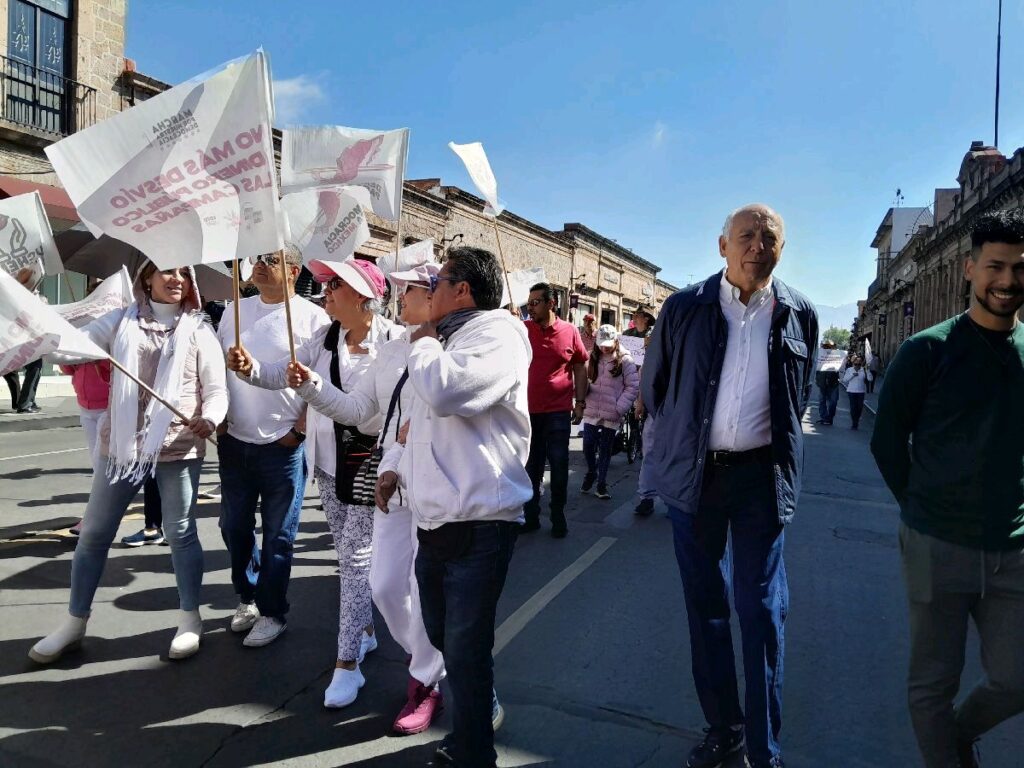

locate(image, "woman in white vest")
[[227, 258, 400, 711]]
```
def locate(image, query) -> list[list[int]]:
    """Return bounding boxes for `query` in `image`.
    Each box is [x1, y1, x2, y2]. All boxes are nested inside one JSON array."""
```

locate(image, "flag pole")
[[231, 258, 242, 350], [106, 355, 217, 447], [491, 216, 514, 311], [278, 253, 297, 365], [61, 272, 77, 302], [390, 133, 410, 320]]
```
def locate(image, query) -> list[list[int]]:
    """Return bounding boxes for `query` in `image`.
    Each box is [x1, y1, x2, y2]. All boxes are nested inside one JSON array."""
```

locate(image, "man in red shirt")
[[523, 282, 589, 538]]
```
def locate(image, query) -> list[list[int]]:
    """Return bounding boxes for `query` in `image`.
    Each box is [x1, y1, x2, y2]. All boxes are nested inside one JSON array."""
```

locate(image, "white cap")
[[390, 261, 440, 289], [596, 324, 618, 348]]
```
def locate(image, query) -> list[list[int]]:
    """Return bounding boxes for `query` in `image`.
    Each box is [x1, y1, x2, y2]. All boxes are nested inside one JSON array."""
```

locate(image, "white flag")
[[0, 270, 106, 376], [281, 125, 409, 221], [280, 186, 371, 264], [448, 141, 504, 217], [46, 51, 282, 271], [52, 267, 133, 328], [864, 338, 874, 368], [0, 191, 62, 288], [377, 238, 435, 277], [501, 266, 545, 308]]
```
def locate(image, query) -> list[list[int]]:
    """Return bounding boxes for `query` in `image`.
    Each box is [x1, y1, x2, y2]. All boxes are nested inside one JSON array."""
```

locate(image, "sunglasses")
[[325, 277, 345, 292], [428, 274, 459, 293], [254, 254, 282, 267], [526, 299, 549, 308]]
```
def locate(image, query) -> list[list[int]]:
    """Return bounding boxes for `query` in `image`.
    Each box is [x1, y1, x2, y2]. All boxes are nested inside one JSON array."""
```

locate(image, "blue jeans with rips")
[[218, 433, 306, 620], [669, 457, 788, 767]]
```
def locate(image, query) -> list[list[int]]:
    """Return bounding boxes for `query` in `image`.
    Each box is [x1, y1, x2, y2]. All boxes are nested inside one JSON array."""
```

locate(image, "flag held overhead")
[[45, 51, 282, 271], [448, 141, 504, 217], [281, 125, 409, 221]]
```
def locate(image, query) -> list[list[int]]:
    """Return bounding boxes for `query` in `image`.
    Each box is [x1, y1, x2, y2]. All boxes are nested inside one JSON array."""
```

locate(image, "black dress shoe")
[[520, 519, 540, 533], [686, 727, 744, 768]]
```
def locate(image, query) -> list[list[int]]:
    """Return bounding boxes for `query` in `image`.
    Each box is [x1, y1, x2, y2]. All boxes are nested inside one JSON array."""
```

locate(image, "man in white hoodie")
[[377, 246, 532, 768]]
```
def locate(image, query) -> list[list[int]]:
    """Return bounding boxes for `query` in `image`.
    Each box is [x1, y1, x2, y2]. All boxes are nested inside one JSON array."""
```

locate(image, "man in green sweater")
[[871, 209, 1024, 768]]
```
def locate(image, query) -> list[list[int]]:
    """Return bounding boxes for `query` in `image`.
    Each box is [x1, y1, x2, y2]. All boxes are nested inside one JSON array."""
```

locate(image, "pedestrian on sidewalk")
[[522, 282, 589, 538], [580, 325, 639, 500], [841, 354, 868, 430], [815, 340, 841, 425], [642, 204, 818, 768], [867, 353, 880, 394], [870, 209, 1024, 768], [231, 258, 399, 710], [219, 245, 330, 649], [281, 261, 446, 731], [579, 313, 597, 355], [376, 247, 531, 768], [29, 262, 227, 664]]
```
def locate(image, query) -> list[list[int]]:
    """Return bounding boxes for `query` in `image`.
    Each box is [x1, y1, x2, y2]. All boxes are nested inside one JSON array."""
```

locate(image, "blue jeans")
[[416, 521, 518, 768], [523, 411, 571, 524], [70, 458, 204, 617], [669, 458, 788, 766], [218, 433, 306, 620], [582, 423, 616, 484], [818, 384, 839, 423], [637, 415, 658, 501]]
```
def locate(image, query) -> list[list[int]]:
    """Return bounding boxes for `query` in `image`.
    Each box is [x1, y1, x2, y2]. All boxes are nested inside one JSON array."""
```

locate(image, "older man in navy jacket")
[[642, 204, 817, 768]]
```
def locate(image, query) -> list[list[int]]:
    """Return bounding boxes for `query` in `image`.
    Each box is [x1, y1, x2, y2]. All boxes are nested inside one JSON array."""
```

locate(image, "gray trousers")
[[899, 523, 1024, 768]]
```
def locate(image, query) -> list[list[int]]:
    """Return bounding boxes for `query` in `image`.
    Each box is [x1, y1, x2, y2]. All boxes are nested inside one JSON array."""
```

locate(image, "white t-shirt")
[[218, 294, 330, 444]]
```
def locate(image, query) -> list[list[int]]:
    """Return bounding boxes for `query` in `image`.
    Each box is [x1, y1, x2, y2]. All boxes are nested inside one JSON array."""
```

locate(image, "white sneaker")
[[169, 609, 202, 660], [243, 616, 287, 647], [230, 602, 260, 633], [28, 614, 88, 664], [324, 666, 365, 708], [357, 631, 378, 663]]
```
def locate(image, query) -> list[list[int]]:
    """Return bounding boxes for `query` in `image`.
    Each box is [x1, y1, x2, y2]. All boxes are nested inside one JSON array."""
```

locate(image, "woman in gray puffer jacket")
[[580, 325, 639, 499]]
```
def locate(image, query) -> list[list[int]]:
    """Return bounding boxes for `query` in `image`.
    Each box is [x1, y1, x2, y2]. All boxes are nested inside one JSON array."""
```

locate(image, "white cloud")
[[651, 120, 668, 148], [272, 74, 327, 125]]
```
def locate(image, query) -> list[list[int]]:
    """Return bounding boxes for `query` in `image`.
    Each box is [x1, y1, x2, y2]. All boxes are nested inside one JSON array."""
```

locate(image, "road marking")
[[494, 536, 616, 657], [0, 447, 86, 462]]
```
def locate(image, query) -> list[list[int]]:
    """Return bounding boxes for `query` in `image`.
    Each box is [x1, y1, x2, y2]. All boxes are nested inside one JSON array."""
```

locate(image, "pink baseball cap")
[[309, 258, 386, 299]]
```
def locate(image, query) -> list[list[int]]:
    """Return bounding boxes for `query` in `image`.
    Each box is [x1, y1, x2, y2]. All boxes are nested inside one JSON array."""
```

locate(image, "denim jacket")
[[641, 271, 818, 523]]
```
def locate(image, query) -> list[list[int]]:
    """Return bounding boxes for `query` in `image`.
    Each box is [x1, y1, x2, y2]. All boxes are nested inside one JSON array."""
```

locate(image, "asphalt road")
[[0, 396, 1019, 767]]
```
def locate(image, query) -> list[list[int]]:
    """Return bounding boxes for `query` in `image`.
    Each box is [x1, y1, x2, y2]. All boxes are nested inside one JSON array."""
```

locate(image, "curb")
[[0, 414, 81, 434]]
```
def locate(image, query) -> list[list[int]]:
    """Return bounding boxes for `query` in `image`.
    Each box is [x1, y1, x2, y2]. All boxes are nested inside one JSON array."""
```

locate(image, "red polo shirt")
[[526, 318, 589, 414]]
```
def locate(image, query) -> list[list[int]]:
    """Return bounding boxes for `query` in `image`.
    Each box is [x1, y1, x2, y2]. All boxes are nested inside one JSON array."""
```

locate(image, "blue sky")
[[126, 0, 1024, 307]]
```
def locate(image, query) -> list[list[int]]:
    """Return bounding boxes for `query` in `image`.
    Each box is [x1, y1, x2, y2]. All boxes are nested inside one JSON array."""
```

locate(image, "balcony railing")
[[0, 54, 96, 137]]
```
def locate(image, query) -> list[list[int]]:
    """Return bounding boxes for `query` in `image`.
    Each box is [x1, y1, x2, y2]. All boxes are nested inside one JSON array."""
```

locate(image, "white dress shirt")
[[708, 271, 773, 451]]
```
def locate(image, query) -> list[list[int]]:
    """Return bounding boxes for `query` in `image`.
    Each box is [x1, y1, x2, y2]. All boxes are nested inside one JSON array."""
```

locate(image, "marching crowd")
[[11, 202, 1024, 768]]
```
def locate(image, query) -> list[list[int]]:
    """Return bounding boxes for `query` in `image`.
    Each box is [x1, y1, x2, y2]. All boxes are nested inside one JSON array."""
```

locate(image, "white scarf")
[[107, 301, 203, 482]]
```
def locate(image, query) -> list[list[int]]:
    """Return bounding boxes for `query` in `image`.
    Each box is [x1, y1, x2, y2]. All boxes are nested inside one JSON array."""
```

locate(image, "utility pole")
[[995, 0, 1003, 147]]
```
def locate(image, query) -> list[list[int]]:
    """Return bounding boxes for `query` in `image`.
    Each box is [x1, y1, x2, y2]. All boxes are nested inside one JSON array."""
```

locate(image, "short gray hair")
[[721, 204, 786, 242], [282, 242, 302, 267], [360, 296, 385, 315]]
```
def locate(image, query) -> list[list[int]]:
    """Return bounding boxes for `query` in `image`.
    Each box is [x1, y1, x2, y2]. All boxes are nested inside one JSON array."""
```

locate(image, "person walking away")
[[29, 262, 226, 663], [217, 245, 330, 648], [376, 247, 532, 768], [580, 325, 639, 500], [523, 282, 588, 538], [842, 354, 868, 430], [642, 204, 817, 768], [870, 209, 1024, 768], [815, 340, 840, 425]]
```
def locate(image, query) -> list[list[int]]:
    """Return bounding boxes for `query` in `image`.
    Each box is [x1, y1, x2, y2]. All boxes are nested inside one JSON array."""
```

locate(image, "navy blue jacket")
[[641, 271, 818, 523]]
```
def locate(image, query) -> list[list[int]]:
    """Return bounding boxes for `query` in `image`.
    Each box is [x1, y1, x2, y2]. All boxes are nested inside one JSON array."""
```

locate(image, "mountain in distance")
[[814, 302, 859, 332]]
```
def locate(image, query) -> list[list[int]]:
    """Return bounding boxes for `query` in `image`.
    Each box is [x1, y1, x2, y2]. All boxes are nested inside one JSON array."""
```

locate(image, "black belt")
[[706, 445, 773, 466]]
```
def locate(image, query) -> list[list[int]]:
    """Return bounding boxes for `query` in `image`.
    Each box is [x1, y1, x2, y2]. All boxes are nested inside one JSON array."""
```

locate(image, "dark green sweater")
[[870, 314, 1024, 551]]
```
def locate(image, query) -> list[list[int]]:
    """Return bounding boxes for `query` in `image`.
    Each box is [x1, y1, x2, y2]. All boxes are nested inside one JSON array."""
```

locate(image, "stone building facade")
[[861, 141, 1024, 367]]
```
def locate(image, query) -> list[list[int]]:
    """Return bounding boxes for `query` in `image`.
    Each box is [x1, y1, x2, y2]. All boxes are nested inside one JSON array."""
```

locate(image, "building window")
[[3, 0, 82, 135]]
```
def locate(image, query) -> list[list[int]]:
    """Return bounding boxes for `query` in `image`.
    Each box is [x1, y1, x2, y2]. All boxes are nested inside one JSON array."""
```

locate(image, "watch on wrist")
[[289, 427, 307, 443]]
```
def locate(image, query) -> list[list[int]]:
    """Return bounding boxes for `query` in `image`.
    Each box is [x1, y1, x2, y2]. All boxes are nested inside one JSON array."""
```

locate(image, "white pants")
[[369, 505, 445, 687], [79, 408, 105, 472]]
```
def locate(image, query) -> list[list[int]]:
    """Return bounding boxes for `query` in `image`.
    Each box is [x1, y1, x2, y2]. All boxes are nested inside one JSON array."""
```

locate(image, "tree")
[[823, 326, 851, 348]]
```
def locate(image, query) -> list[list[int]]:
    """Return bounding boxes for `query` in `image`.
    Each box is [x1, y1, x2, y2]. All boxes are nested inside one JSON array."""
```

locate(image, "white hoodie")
[[381, 309, 533, 529]]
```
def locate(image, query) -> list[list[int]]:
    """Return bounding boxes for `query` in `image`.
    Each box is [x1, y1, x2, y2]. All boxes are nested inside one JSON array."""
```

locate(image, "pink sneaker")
[[392, 676, 443, 735]]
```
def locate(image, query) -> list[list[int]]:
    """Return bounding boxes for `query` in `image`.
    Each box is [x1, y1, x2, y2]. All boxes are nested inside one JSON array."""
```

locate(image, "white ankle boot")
[[29, 614, 88, 664], [168, 609, 203, 660]]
